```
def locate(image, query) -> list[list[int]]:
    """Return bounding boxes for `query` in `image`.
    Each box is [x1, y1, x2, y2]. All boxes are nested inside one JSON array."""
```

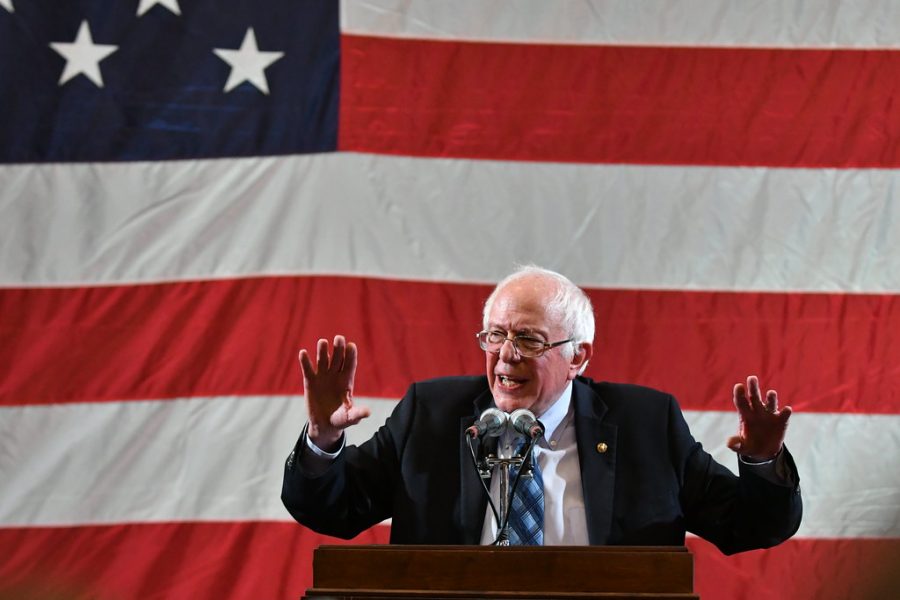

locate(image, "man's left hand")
[[726, 375, 792, 461]]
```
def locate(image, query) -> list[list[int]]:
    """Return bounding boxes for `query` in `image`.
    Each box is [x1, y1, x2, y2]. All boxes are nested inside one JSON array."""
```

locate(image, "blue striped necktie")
[[508, 442, 544, 545]]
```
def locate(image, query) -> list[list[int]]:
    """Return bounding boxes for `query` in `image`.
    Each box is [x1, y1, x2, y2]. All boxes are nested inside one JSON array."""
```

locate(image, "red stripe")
[[2, 276, 898, 413], [0, 522, 389, 600], [687, 536, 900, 600], [338, 35, 900, 168], [0, 523, 896, 600]]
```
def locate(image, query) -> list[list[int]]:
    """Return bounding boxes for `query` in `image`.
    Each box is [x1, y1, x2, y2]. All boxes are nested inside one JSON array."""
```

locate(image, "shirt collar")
[[536, 381, 573, 441]]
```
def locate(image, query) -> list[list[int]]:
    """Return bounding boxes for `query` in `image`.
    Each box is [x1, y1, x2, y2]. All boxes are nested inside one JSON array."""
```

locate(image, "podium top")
[[307, 545, 696, 599]]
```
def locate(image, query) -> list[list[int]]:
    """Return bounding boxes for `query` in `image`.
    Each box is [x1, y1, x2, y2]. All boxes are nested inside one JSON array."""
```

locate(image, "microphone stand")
[[468, 416, 542, 546], [480, 447, 530, 546]]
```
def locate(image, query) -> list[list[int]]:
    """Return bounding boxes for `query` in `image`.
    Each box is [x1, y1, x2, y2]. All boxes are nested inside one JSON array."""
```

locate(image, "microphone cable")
[[466, 433, 502, 529]]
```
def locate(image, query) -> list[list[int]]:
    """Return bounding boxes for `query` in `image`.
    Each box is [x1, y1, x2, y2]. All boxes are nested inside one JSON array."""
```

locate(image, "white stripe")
[[0, 395, 395, 527], [341, 0, 900, 49], [2, 155, 898, 293], [1, 396, 897, 538]]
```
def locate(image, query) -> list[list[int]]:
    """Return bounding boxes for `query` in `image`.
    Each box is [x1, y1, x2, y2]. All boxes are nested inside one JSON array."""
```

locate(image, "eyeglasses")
[[476, 330, 573, 358]]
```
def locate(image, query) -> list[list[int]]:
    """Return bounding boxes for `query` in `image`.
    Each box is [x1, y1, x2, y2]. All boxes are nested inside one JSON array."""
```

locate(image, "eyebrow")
[[488, 325, 548, 338]]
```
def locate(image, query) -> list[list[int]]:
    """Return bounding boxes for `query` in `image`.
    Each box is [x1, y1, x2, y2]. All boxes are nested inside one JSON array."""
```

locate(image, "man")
[[282, 266, 801, 553]]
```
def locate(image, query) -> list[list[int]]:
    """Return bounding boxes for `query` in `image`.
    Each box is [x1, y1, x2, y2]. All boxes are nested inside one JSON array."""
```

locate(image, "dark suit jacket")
[[281, 376, 802, 554]]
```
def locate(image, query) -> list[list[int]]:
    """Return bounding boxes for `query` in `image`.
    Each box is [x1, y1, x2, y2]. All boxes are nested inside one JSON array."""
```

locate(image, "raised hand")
[[299, 335, 371, 451], [726, 375, 792, 461]]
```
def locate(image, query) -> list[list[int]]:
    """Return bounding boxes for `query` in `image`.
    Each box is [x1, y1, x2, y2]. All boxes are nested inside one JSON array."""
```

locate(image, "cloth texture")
[[507, 444, 544, 545], [281, 376, 802, 555]]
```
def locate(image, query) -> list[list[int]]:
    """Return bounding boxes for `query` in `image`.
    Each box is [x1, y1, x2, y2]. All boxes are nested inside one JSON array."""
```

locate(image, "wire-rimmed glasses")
[[476, 330, 573, 358]]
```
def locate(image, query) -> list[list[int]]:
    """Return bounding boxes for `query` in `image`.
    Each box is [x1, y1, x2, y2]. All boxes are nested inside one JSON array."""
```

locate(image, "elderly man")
[[282, 266, 801, 553]]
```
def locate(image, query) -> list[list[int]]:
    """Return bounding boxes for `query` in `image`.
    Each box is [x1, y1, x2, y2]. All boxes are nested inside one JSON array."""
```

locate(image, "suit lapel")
[[458, 388, 495, 544], [573, 379, 617, 545]]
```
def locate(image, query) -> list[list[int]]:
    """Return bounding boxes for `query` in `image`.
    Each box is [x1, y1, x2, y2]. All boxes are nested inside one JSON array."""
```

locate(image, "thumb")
[[726, 435, 743, 453], [345, 405, 372, 426]]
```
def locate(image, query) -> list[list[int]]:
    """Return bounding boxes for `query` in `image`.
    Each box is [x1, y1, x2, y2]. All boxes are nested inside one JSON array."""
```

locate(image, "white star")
[[137, 0, 181, 17], [213, 28, 284, 94], [49, 21, 118, 87], [1, 0, 14, 13]]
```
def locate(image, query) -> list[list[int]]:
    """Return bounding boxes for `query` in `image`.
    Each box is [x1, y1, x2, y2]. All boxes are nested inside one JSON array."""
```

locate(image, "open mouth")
[[497, 374, 526, 390]]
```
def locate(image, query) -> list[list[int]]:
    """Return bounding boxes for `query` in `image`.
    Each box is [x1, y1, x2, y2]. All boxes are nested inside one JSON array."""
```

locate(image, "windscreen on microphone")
[[509, 408, 545, 440], [466, 408, 508, 439]]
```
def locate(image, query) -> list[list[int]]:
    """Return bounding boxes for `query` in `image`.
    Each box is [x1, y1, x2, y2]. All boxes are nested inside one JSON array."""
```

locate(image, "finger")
[[299, 349, 316, 379], [726, 435, 743, 453], [747, 375, 764, 411], [733, 382, 751, 415], [331, 335, 346, 372], [765, 390, 778, 413], [779, 405, 793, 424], [344, 342, 358, 380], [316, 338, 330, 372]]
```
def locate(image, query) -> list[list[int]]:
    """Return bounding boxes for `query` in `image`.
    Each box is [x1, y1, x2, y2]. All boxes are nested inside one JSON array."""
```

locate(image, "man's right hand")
[[299, 335, 371, 452]]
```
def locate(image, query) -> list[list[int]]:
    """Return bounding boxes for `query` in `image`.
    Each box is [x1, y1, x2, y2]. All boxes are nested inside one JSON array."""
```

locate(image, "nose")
[[498, 337, 521, 362]]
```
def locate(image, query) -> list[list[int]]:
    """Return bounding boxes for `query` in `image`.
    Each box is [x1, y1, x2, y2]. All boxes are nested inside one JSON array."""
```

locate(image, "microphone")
[[466, 408, 508, 439], [509, 408, 544, 440]]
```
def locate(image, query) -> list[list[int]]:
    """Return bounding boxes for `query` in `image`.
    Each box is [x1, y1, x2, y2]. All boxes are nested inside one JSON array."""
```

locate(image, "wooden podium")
[[303, 545, 697, 599]]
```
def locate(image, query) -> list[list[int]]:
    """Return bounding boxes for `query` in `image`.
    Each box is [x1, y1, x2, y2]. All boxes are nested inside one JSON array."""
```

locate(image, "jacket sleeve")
[[280, 384, 417, 539], [671, 395, 803, 554]]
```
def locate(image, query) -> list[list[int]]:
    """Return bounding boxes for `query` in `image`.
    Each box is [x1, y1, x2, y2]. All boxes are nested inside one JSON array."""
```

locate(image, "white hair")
[[482, 265, 595, 362]]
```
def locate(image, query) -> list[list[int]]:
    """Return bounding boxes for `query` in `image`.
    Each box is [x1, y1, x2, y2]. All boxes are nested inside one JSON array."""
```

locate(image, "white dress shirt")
[[479, 382, 589, 545]]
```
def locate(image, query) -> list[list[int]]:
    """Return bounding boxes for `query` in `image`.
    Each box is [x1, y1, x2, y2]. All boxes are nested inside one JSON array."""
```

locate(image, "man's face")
[[485, 277, 587, 416]]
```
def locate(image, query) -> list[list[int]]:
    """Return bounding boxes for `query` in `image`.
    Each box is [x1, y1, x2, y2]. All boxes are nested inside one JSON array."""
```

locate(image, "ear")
[[567, 342, 593, 379]]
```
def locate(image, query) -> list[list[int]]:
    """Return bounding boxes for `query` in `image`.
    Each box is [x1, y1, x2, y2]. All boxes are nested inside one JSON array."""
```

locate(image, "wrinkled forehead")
[[487, 278, 565, 333]]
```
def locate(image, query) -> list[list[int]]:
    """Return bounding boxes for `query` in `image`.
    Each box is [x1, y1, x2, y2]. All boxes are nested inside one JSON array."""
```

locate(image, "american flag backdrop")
[[1, 1, 899, 598]]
